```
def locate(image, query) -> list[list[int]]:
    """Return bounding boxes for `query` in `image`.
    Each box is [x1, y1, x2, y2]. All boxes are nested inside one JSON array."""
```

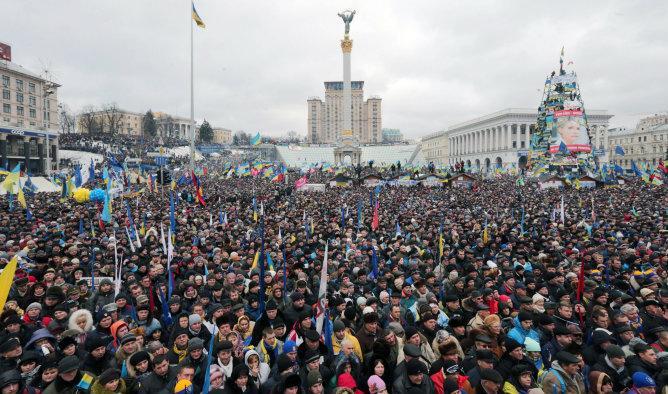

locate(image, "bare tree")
[[157, 115, 176, 139], [102, 103, 123, 135], [286, 130, 302, 143], [59, 103, 76, 133], [78, 105, 98, 134]]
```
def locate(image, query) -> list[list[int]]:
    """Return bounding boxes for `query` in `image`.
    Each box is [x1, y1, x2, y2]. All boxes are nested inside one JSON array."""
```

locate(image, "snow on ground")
[[59, 150, 104, 164], [0, 176, 60, 194], [167, 146, 203, 161]]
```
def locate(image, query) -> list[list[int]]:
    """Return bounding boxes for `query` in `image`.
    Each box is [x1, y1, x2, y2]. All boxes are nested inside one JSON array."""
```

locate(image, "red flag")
[[576, 259, 585, 302], [191, 171, 206, 206], [658, 160, 667, 174], [371, 200, 379, 231]]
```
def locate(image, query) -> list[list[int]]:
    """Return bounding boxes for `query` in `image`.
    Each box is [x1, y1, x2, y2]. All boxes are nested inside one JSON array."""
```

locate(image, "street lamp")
[[43, 81, 55, 176]]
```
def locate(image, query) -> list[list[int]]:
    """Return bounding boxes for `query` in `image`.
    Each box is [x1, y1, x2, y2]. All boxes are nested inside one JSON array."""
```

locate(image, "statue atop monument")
[[338, 10, 355, 36]]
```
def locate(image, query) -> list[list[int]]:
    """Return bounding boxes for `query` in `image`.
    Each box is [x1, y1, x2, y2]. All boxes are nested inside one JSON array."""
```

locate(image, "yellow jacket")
[[331, 330, 364, 361]]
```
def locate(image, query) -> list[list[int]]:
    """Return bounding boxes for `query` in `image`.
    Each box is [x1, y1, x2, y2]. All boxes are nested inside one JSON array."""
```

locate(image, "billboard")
[[0, 43, 11, 61], [548, 108, 591, 154]]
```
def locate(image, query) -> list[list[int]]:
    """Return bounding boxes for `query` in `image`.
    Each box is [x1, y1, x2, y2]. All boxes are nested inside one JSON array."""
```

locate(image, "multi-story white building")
[[212, 127, 232, 145], [154, 112, 194, 140], [419, 108, 612, 170], [0, 44, 60, 174], [608, 114, 668, 168], [420, 131, 449, 167], [307, 81, 382, 144]]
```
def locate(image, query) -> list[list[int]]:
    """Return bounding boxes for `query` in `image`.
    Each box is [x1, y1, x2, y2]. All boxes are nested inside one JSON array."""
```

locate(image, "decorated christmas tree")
[[531, 48, 594, 167]]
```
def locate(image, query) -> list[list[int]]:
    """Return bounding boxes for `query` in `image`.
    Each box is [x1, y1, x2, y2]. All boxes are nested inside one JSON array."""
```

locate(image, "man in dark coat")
[[591, 345, 632, 392], [139, 355, 175, 394]]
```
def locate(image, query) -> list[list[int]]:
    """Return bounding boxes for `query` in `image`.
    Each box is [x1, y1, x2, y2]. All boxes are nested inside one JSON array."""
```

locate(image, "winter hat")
[[98, 369, 120, 385], [277, 354, 293, 373], [633, 372, 656, 388], [518, 310, 533, 322], [404, 326, 419, 340], [187, 337, 204, 352], [283, 340, 297, 354], [129, 351, 151, 367], [26, 302, 42, 312], [524, 337, 541, 352], [188, 314, 201, 325], [209, 365, 223, 383], [406, 358, 427, 375], [307, 370, 323, 387], [367, 375, 386, 391], [606, 345, 626, 359], [505, 338, 524, 353]]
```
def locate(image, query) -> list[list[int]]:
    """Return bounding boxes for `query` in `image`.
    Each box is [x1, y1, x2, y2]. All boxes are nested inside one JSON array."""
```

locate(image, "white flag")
[[315, 242, 329, 334], [560, 195, 565, 224], [160, 222, 167, 255], [125, 227, 136, 253]]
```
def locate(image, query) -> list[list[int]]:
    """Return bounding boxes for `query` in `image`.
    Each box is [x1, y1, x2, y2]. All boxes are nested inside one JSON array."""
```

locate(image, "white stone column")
[[341, 36, 353, 140], [489, 129, 493, 151], [525, 124, 531, 148], [492, 126, 499, 151], [490, 128, 494, 151], [506, 124, 511, 150]]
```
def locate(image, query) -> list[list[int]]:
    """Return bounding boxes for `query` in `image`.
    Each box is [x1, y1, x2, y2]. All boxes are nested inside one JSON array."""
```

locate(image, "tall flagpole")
[[189, 2, 196, 170]]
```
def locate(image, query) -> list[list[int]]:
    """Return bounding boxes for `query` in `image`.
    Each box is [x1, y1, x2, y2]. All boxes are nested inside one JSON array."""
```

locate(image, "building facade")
[[608, 114, 668, 168], [154, 112, 194, 140], [307, 81, 382, 144], [382, 128, 403, 143], [420, 108, 612, 170], [420, 131, 449, 166], [1, 48, 60, 174], [80, 109, 144, 136], [212, 127, 232, 144]]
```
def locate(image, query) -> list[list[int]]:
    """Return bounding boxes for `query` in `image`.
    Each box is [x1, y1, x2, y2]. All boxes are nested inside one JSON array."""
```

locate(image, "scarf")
[[259, 340, 278, 366], [172, 343, 188, 363]]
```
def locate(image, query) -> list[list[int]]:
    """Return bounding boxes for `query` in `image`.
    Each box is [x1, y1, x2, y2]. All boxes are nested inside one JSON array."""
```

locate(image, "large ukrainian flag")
[[192, 2, 205, 28]]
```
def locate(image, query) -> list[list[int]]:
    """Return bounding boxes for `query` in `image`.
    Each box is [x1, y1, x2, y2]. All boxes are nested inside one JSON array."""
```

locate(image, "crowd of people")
[[59, 133, 191, 160], [0, 159, 666, 394]]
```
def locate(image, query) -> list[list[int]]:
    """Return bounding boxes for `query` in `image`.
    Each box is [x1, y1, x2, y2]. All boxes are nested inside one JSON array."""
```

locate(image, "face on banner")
[[549, 111, 591, 153]]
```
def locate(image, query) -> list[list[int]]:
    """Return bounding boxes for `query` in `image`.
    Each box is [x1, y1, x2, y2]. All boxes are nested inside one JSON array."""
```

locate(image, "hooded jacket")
[[540, 361, 585, 394], [244, 349, 270, 388]]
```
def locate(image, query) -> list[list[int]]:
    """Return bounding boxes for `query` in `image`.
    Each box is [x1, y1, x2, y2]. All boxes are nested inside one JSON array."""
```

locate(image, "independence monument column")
[[338, 10, 355, 142]]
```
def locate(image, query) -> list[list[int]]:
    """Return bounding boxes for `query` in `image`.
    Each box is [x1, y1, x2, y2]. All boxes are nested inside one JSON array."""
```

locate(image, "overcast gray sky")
[[4, 0, 667, 138]]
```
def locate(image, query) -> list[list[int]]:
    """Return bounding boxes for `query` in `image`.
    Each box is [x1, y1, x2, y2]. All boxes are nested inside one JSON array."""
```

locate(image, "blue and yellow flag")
[[192, 2, 206, 28], [250, 132, 261, 146]]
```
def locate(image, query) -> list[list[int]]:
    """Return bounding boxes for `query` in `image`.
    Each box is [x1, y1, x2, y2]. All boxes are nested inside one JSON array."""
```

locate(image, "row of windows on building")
[[612, 158, 664, 166], [611, 146, 667, 155], [2, 89, 40, 107], [610, 134, 666, 145], [2, 75, 37, 94], [3, 103, 38, 118]]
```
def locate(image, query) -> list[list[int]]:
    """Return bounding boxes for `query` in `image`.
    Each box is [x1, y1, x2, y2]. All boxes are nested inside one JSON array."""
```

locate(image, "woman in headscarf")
[[234, 316, 255, 342], [226, 331, 246, 361]]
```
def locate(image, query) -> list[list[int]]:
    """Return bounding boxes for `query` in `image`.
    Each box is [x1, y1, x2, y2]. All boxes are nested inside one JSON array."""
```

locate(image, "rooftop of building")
[[324, 81, 364, 90], [0, 60, 61, 87], [275, 143, 424, 167]]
